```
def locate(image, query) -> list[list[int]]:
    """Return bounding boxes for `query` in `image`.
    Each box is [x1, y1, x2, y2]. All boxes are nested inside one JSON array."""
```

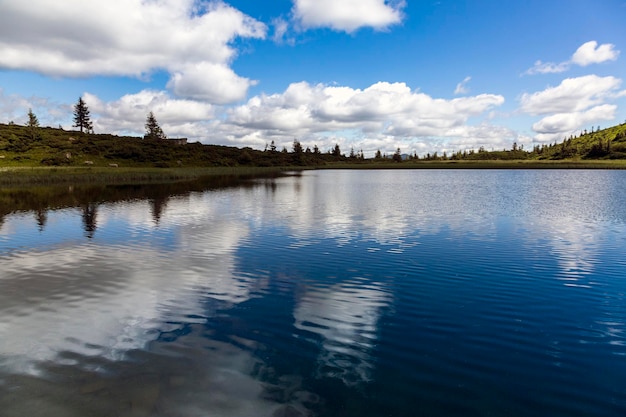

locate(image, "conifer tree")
[[27, 108, 39, 128], [292, 139, 304, 164], [26, 108, 40, 140], [145, 112, 166, 140], [332, 144, 341, 158], [73, 97, 93, 133], [292, 139, 303, 154], [393, 147, 402, 162]]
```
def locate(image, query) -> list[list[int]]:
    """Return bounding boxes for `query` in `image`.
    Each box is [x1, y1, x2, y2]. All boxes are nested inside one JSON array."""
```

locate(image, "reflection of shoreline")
[[0, 174, 283, 234], [294, 282, 391, 386]]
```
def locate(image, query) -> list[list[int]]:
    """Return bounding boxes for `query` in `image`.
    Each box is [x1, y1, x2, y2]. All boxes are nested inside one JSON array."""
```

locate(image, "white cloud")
[[1, 81, 508, 155], [454, 76, 472, 95], [525, 40, 620, 75], [525, 60, 570, 75], [222, 81, 506, 154], [84, 90, 214, 136], [229, 81, 503, 138], [166, 62, 257, 104], [572, 41, 620, 66], [292, 0, 405, 33], [0, 0, 266, 104], [520, 75, 624, 142], [532, 105, 616, 141], [520, 75, 622, 115], [0, 88, 69, 127], [271, 17, 293, 44], [0, 88, 32, 122]]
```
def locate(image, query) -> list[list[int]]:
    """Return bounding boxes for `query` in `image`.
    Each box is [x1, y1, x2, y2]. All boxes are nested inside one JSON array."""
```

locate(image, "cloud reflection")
[[0, 201, 260, 376], [294, 281, 391, 385]]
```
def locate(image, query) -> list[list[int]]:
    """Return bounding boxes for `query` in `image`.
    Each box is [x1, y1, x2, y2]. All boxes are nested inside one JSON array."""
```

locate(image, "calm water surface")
[[1, 170, 626, 416]]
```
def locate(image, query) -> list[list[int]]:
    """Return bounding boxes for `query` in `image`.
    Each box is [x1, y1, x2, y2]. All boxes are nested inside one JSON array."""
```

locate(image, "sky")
[[0, 0, 625, 157]]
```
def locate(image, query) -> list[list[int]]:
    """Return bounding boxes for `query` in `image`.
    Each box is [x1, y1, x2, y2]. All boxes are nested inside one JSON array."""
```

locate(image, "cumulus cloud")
[[83, 90, 214, 136], [292, 0, 405, 32], [229, 81, 504, 137], [222, 81, 506, 154], [525, 40, 620, 75], [454, 76, 472, 95], [531, 105, 617, 141], [520, 75, 622, 115], [1, 81, 508, 155], [520, 75, 624, 141], [0, 0, 266, 104], [166, 62, 257, 104], [572, 41, 620, 66]]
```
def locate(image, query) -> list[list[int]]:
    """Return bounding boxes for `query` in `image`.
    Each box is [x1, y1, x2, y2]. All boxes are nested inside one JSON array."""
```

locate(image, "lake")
[[1, 169, 626, 416]]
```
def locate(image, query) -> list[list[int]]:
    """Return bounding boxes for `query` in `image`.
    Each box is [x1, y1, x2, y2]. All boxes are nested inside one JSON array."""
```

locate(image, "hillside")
[[441, 122, 626, 162], [0, 123, 345, 168]]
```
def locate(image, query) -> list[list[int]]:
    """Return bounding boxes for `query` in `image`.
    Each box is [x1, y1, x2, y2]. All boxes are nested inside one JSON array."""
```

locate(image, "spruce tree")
[[26, 108, 40, 140], [332, 144, 341, 158], [292, 139, 303, 154], [145, 112, 166, 140], [27, 108, 39, 128], [73, 97, 93, 133]]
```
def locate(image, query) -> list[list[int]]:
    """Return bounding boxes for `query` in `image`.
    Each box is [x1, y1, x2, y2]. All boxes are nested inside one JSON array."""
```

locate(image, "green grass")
[[0, 166, 291, 186], [4, 159, 626, 187]]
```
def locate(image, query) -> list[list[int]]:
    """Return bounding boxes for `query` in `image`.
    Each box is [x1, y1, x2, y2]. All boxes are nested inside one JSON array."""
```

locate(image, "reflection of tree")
[[150, 197, 168, 225], [35, 208, 48, 232], [81, 203, 98, 238], [265, 179, 277, 194]]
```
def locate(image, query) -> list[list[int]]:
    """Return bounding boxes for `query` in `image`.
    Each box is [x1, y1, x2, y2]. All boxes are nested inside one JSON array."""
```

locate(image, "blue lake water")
[[1, 169, 626, 416]]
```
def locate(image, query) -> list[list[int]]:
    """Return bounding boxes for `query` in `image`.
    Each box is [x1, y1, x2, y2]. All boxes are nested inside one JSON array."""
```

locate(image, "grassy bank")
[[5, 159, 626, 187], [0, 166, 291, 186]]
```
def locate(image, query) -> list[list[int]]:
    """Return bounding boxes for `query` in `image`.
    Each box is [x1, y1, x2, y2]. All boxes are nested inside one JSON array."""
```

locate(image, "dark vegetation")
[[0, 123, 352, 169]]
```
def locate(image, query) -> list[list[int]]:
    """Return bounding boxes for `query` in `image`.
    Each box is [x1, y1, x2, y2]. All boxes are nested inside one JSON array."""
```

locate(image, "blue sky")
[[1, 0, 625, 156]]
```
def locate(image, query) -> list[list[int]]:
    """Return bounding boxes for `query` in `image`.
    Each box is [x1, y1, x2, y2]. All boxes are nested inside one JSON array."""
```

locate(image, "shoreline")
[[2, 160, 626, 186], [0, 166, 290, 186], [319, 159, 626, 170]]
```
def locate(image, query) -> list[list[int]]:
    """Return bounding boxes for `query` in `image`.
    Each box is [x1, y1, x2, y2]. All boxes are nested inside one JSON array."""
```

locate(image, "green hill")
[[0, 123, 343, 168], [534, 123, 626, 160], [440, 122, 626, 162]]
